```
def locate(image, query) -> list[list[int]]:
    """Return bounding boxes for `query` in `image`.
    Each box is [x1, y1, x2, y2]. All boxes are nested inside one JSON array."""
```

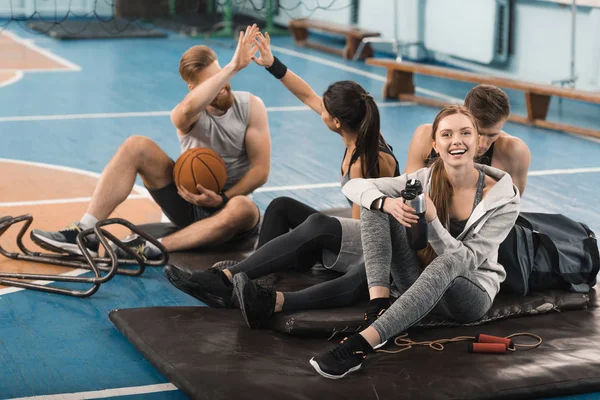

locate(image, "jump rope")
[[376, 332, 543, 354]]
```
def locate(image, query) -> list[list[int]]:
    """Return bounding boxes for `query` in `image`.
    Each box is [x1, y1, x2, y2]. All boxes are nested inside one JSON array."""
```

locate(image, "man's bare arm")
[[223, 95, 271, 198], [405, 124, 433, 173]]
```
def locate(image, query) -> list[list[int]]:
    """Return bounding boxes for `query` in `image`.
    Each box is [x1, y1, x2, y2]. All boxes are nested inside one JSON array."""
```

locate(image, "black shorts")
[[148, 182, 260, 242]]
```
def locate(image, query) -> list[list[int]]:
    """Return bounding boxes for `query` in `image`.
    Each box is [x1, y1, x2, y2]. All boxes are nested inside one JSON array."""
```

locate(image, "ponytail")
[[350, 95, 381, 179], [419, 158, 453, 266], [323, 81, 385, 179]]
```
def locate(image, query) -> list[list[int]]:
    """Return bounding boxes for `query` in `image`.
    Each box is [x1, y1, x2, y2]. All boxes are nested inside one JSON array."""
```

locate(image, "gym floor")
[[0, 26, 599, 399]]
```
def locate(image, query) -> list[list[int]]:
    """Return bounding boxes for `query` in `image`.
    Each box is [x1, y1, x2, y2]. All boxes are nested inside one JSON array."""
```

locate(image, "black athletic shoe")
[[31, 222, 99, 257], [233, 272, 276, 329], [364, 298, 390, 350], [111, 234, 162, 261], [163, 264, 234, 308], [309, 334, 373, 379]]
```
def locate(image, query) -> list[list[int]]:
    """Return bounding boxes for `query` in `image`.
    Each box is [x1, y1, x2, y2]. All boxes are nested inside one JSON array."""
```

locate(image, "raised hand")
[[252, 31, 275, 68], [230, 24, 259, 72]]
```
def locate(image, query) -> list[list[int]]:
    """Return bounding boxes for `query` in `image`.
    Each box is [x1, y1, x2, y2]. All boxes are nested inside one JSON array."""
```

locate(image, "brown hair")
[[178, 45, 217, 83], [464, 84, 510, 128], [420, 105, 479, 266]]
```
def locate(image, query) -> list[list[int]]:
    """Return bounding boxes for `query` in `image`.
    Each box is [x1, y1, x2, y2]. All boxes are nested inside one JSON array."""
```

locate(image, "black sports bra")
[[448, 169, 486, 238]]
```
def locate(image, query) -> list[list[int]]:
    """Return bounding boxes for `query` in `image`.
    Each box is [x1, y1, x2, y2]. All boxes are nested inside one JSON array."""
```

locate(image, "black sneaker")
[[163, 264, 234, 308], [31, 222, 99, 257], [233, 272, 276, 329], [364, 298, 390, 350], [111, 234, 162, 261], [309, 334, 373, 379]]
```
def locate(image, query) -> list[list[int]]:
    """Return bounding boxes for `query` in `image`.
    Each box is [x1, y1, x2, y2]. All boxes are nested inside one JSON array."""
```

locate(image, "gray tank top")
[[178, 91, 251, 191]]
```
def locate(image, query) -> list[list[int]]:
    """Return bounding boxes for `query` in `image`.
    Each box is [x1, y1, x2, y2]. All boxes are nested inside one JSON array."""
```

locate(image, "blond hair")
[[178, 45, 217, 83]]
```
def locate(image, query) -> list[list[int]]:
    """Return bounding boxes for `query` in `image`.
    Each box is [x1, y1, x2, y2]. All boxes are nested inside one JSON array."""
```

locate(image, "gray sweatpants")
[[361, 210, 493, 342]]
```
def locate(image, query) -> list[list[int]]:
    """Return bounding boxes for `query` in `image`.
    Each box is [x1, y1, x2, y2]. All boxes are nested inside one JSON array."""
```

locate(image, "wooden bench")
[[289, 19, 381, 60], [366, 58, 600, 139]]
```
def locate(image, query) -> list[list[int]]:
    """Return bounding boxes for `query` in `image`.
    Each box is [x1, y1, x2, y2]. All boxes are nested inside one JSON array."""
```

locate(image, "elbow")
[[178, 101, 195, 119], [258, 167, 269, 187]]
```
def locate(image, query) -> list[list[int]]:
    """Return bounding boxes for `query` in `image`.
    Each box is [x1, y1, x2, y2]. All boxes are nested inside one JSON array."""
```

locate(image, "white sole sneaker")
[[309, 357, 362, 379], [31, 232, 99, 258]]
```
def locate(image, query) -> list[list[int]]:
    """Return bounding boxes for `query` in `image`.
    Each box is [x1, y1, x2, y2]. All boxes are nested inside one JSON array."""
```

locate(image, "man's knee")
[[120, 135, 169, 164], [221, 196, 259, 232]]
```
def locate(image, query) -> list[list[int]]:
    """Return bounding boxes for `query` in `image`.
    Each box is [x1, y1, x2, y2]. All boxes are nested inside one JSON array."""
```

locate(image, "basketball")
[[173, 148, 227, 194]]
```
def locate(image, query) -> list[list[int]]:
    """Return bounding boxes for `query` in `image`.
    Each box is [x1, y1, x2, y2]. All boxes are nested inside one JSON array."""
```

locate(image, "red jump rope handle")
[[468, 343, 508, 354], [476, 334, 513, 348]]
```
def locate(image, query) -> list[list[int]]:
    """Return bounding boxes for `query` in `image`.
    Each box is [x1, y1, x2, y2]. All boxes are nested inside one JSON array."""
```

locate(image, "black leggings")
[[256, 196, 319, 248], [229, 197, 368, 311]]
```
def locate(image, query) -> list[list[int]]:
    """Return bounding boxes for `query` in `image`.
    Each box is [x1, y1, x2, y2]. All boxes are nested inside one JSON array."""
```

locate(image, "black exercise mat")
[[110, 303, 600, 400]]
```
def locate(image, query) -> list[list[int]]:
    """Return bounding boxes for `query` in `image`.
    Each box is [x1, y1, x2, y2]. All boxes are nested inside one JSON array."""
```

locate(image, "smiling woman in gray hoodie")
[[310, 105, 521, 380]]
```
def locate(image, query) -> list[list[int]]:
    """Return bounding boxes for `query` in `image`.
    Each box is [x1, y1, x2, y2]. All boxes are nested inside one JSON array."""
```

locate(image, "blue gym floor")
[[0, 25, 600, 399]]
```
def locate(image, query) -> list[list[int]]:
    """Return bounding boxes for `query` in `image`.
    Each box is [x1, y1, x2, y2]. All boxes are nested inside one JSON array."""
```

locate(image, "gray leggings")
[[361, 210, 493, 342]]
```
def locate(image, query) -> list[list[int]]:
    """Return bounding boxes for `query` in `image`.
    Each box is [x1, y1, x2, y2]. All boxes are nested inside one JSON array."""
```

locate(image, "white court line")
[[255, 182, 340, 192], [2, 166, 599, 209], [0, 268, 89, 296], [0, 194, 148, 208], [0, 102, 412, 123], [4, 383, 178, 400], [0, 71, 24, 88], [0, 68, 79, 73], [528, 167, 600, 176], [270, 44, 464, 104], [1, 30, 81, 71]]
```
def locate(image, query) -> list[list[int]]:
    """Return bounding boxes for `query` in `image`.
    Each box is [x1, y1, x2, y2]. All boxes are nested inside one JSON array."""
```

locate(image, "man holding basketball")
[[31, 24, 271, 259]]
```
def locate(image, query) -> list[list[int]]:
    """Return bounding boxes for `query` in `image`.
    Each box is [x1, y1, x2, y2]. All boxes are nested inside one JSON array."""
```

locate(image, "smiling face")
[[432, 109, 479, 169]]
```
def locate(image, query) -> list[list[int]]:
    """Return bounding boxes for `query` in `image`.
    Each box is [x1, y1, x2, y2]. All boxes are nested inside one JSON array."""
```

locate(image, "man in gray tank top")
[[31, 24, 271, 259]]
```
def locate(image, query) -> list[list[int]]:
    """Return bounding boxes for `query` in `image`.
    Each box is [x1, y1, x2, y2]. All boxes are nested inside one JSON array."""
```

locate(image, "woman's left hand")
[[252, 32, 275, 68], [425, 193, 437, 223]]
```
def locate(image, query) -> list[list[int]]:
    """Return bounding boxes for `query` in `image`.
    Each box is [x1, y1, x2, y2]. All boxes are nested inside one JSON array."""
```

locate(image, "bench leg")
[[525, 92, 551, 122], [344, 36, 373, 60], [383, 70, 415, 99], [290, 26, 308, 47]]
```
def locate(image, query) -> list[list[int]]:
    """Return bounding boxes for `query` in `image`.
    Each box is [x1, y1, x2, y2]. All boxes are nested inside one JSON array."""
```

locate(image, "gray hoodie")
[[342, 164, 520, 300]]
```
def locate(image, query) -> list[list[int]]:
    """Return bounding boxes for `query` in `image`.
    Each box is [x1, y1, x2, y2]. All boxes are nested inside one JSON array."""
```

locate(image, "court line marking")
[[0, 102, 413, 123], [270, 44, 464, 104], [0, 71, 23, 88], [0, 268, 89, 296], [4, 383, 178, 400], [0, 194, 149, 208], [527, 167, 600, 176], [0, 30, 81, 71], [2, 165, 600, 208]]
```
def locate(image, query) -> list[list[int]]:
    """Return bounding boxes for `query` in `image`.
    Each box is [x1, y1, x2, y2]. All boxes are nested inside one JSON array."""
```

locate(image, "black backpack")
[[498, 212, 600, 296]]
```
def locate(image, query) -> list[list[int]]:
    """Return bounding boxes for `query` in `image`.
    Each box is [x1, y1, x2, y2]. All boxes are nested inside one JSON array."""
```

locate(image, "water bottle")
[[401, 179, 428, 250]]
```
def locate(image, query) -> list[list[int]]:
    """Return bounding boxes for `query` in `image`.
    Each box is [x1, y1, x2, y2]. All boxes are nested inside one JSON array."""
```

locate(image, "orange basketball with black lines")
[[173, 148, 227, 194]]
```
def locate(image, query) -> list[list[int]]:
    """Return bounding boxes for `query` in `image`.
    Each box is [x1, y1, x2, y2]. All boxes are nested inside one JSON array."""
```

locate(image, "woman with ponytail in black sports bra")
[[164, 31, 401, 328]]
